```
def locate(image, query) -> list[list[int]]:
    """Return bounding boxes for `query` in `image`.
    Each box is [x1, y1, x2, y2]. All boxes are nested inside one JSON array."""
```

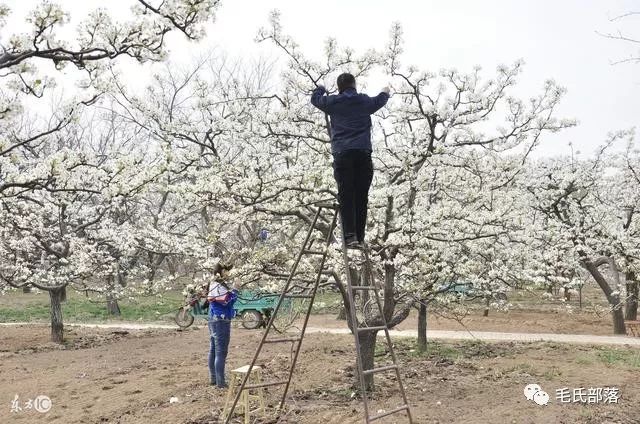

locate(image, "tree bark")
[[583, 259, 626, 334], [106, 294, 121, 316], [625, 271, 638, 321], [106, 276, 121, 316], [483, 296, 490, 317], [22, 285, 32, 294], [49, 287, 65, 343], [417, 302, 427, 352], [563, 286, 571, 302], [332, 276, 348, 321], [357, 330, 377, 391]]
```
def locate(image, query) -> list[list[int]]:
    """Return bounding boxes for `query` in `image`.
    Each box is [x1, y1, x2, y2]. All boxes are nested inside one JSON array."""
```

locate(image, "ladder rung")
[[283, 293, 314, 298], [302, 249, 326, 255], [362, 365, 398, 376], [350, 285, 376, 290], [293, 279, 317, 284], [316, 202, 338, 209], [243, 380, 288, 390], [357, 326, 387, 332], [368, 405, 410, 421], [264, 337, 302, 344]]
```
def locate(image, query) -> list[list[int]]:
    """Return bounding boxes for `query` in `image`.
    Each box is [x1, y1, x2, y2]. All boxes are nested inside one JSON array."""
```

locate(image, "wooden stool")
[[222, 365, 266, 424], [625, 320, 640, 337]]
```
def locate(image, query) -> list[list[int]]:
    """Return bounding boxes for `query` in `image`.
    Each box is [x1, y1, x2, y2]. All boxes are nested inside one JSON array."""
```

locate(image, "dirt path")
[[3, 321, 639, 347]]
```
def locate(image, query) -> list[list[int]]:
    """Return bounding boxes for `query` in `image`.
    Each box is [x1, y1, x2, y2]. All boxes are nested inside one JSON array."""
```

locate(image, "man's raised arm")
[[367, 86, 390, 114], [310, 85, 331, 113]]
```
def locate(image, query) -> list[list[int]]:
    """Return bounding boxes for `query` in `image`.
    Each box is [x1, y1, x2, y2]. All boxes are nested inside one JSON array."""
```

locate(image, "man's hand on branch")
[[314, 84, 327, 94]]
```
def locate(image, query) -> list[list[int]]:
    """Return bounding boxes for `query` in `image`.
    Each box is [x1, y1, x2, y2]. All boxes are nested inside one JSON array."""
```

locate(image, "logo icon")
[[33, 395, 52, 413], [524, 383, 549, 406]]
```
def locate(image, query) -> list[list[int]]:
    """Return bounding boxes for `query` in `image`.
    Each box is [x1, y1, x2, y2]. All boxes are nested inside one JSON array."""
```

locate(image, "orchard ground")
[[0, 283, 622, 336], [1, 324, 639, 424], [1, 284, 640, 423]]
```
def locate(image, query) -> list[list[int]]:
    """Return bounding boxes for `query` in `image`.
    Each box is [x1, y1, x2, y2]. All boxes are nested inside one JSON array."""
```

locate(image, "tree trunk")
[[583, 260, 626, 334], [60, 286, 67, 302], [333, 278, 348, 321], [167, 257, 178, 276], [106, 293, 121, 316], [612, 304, 625, 334], [483, 297, 490, 317], [22, 285, 32, 294], [106, 276, 121, 316], [625, 271, 638, 321], [357, 330, 377, 391], [49, 287, 65, 343], [417, 302, 427, 352]]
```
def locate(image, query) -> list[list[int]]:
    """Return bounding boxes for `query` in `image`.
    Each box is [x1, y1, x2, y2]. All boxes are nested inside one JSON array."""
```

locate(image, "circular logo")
[[34, 395, 52, 413]]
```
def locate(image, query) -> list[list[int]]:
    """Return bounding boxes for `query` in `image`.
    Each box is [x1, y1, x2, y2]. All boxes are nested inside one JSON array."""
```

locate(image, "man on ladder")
[[224, 75, 412, 424], [311, 73, 390, 248]]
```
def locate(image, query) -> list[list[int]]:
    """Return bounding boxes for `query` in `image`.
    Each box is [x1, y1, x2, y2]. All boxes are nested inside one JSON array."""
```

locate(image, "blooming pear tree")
[[602, 132, 640, 320], [0, 0, 220, 342], [188, 13, 574, 388], [0, 113, 167, 341], [524, 131, 638, 334]]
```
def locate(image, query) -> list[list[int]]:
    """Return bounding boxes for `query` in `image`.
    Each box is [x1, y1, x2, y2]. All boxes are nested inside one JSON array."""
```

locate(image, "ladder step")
[[362, 365, 398, 376], [350, 285, 376, 290], [243, 380, 288, 390], [316, 202, 339, 209], [293, 279, 318, 284], [302, 249, 326, 255], [283, 293, 314, 299], [264, 337, 302, 344], [368, 405, 410, 421], [357, 326, 387, 332]]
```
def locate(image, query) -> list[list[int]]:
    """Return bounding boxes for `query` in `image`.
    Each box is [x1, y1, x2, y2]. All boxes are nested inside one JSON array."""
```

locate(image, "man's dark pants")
[[332, 149, 374, 243]]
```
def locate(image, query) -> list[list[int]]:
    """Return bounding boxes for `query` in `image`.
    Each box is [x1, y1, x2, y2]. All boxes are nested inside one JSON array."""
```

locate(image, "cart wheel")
[[241, 310, 263, 330], [175, 307, 194, 328]]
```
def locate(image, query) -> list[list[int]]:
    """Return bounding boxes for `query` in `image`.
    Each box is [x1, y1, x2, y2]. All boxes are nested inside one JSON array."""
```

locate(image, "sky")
[[2, 0, 639, 157]]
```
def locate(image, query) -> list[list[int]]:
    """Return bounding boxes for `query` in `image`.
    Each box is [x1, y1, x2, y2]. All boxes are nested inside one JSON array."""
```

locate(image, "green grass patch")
[[596, 347, 640, 368], [0, 289, 184, 323], [504, 362, 537, 375], [390, 338, 462, 360], [0, 288, 344, 323], [574, 354, 594, 365]]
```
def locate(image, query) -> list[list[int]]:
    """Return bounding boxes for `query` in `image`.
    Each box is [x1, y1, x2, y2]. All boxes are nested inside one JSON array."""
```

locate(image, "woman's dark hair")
[[337, 73, 356, 93], [213, 263, 233, 287]]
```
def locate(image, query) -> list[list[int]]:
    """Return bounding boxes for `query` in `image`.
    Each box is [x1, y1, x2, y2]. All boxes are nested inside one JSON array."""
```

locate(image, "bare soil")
[[309, 308, 616, 336], [1, 324, 639, 424]]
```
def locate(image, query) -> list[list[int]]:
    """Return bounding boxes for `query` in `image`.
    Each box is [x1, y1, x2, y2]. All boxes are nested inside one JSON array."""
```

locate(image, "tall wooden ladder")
[[223, 201, 413, 423], [342, 243, 413, 423]]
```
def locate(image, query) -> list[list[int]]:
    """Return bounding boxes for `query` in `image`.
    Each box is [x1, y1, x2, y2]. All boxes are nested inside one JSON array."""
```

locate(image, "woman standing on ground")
[[207, 263, 237, 388]]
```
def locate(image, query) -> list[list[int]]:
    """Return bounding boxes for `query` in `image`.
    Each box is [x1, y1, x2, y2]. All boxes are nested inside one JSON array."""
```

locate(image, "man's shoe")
[[346, 238, 363, 249], [348, 242, 364, 249], [344, 234, 358, 247]]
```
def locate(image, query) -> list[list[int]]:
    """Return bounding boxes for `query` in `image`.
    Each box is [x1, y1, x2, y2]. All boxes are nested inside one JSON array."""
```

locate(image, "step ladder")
[[223, 201, 413, 423]]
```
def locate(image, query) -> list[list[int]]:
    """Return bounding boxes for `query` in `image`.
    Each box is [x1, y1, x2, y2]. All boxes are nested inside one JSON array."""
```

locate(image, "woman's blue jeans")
[[208, 317, 231, 387]]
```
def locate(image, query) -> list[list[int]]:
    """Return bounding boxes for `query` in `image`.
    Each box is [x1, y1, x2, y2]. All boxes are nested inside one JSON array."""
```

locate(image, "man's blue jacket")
[[310, 86, 389, 154]]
